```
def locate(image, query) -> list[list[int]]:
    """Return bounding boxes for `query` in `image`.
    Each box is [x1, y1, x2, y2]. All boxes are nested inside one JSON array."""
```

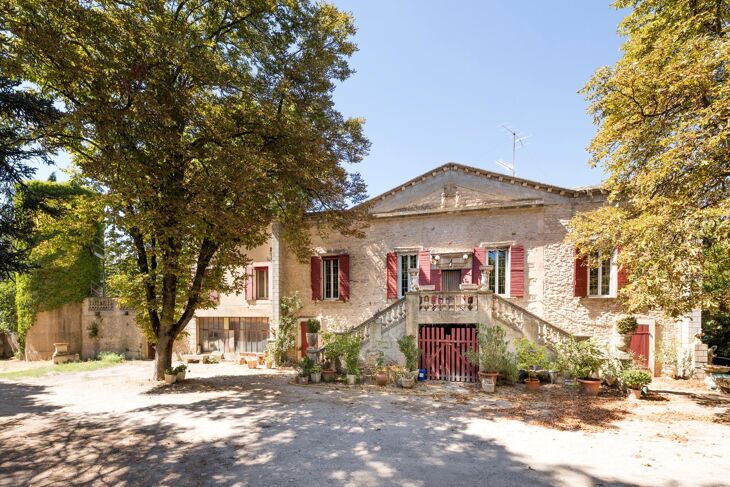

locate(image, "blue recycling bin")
[[418, 368, 426, 381]]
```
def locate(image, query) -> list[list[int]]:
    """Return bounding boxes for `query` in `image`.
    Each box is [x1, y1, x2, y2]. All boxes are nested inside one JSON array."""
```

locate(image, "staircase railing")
[[492, 294, 580, 349], [348, 297, 407, 343]]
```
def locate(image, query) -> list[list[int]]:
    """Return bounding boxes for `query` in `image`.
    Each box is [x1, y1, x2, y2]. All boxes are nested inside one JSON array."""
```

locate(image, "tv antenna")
[[495, 124, 529, 177]]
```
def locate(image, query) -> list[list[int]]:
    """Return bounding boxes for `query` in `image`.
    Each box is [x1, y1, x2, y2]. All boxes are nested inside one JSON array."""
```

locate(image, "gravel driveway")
[[0, 361, 728, 486]]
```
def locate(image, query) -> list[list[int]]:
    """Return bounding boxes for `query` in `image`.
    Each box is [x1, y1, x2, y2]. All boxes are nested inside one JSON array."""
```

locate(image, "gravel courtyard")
[[1, 361, 728, 487]]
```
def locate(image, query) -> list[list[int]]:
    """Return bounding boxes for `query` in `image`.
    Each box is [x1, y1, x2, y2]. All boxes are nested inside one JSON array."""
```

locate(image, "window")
[[487, 248, 508, 295], [255, 267, 269, 300], [323, 257, 339, 300], [588, 251, 614, 297], [398, 253, 418, 297]]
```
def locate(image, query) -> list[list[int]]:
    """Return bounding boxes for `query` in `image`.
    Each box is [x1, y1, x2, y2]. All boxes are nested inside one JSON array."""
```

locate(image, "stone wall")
[[24, 298, 147, 361]]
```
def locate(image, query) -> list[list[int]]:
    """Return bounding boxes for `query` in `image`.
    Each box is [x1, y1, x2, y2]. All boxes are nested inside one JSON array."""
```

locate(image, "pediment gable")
[[367, 163, 591, 216]]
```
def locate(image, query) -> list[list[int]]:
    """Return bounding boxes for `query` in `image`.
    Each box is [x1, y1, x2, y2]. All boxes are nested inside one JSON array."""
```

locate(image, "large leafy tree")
[[568, 0, 730, 317], [0, 77, 59, 278], [2, 0, 369, 378]]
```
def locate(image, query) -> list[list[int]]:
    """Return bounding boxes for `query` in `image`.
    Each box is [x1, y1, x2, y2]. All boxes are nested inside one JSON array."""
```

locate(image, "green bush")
[[273, 293, 301, 365], [621, 368, 652, 390], [616, 316, 638, 335], [515, 337, 548, 380], [0, 279, 17, 334], [98, 351, 125, 363], [465, 324, 517, 379], [397, 335, 420, 371], [306, 318, 321, 334], [556, 336, 603, 380], [296, 356, 314, 377], [341, 334, 362, 375], [173, 364, 187, 373]]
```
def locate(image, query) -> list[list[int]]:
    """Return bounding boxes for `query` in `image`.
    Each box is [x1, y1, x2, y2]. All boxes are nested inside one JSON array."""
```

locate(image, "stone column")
[[479, 265, 493, 291]]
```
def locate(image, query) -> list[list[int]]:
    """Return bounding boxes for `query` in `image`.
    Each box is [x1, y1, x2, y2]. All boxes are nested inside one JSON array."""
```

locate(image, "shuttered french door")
[[441, 270, 461, 292]]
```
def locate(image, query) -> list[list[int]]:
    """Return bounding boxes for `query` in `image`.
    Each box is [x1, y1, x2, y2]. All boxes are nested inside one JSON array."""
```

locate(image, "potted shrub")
[[174, 364, 188, 381], [621, 368, 652, 399], [164, 367, 177, 384], [310, 363, 322, 384], [397, 335, 420, 374], [320, 331, 341, 381], [615, 316, 638, 352], [465, 324, 515, 391], [516, 338, 548, 391], [399, 369, 416, 389], [557, 336, 603, 395], [600, 353, 625, 387], [375, 351, 388, 386], [342, 334, 361, 385], [306, 319, 321, 349], [296, 356, 314, 384]]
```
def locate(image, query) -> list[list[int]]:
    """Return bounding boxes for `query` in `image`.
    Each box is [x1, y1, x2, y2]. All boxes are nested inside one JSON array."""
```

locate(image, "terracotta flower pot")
[[164, 374, 176, 385], [578, 378, 601, 396], [246, 359, 258, 369], [375, 372, 387, 386], [628, 388, 642, 399], [524, 378, 540, 391], [322, 369, 336, 382], [299, 375, 309, 384]]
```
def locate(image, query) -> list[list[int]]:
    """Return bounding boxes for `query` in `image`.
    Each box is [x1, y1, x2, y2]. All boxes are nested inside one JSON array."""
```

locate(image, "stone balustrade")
[[417, 292, 478, 312]]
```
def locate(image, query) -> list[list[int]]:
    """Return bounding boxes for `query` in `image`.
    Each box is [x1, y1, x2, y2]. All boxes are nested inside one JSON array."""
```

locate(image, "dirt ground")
[[1, 361, 728, 487]]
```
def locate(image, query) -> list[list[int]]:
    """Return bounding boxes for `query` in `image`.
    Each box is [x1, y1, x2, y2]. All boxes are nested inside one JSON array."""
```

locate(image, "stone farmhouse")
[[185, 162, 706, 379]]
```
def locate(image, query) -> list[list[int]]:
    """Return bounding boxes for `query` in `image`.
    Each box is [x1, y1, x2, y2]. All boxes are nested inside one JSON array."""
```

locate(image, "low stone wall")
[[24, 298, 148, 361]]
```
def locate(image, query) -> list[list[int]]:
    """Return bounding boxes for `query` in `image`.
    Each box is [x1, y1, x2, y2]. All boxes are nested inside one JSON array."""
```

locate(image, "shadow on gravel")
[[0, 372, 639, 486], [0, 381, 58, 418]]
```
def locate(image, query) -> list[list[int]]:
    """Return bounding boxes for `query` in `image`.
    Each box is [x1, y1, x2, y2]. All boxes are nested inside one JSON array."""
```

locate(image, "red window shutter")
[[472, 247, 485, 286], [310, 256, 322, 301], [245, 265, 254, 301], [573, 249, 588, 297], [386, 252, 397, 299], [460, 268, 472, 285], [338, 254, 350, 302], [510, 245, 525, 297], [616, 248, 628, 290], [418, 251, 431, 286], [430, 268, 442, 291]]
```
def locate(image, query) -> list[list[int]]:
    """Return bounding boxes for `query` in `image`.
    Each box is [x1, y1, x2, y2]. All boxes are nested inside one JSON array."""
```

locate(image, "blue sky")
[[42, 2, 627, 197]]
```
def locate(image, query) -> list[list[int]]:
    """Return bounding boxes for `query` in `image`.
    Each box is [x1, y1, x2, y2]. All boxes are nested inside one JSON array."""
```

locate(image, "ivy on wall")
[[0, 278, 16, 334], [13, 181, 103, 351]]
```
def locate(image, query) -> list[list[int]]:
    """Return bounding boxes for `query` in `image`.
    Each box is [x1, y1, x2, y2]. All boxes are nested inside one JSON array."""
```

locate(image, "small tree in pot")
[[296, 356, 314, 384], [557, 337, 603, 396], [465, 324, 515, 391], [341, 334, 362, 385], [621, 368, 652, 399], [306, 319, 321, 349], [515, 338, 548, 391], [375, 351, 387, 386], [397, 335, 420, 373], [320, 331, 342, 381], [615, 316, 638, 352]]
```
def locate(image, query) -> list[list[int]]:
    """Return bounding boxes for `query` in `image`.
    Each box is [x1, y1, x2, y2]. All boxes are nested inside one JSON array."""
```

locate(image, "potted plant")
[[516, 338, 548, 391], [306, 319, 321, 349], [621, 368, 652, 399], [296, 356, 314, 384], [615, 316, 638, 352], [246, 356, 258, 369], [310, 363, 322, 384], [600, 352, 625, 387], [557, 336, 603, 395], [546, 361, 560, 384], [399, 369, 416, 389], [375, 351, 388, 386], [465, 324, 515, 392], [321, 331, 341, 381], [164, 367, 177, 384], [342, 334, 361, 385], [397, 335, 420, 375], [174, 364, 188, 381]]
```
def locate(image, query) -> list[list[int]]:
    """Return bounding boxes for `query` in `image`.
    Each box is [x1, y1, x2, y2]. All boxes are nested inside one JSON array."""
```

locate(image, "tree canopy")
[[1, 0, 369, 378], [568, 0, 730, 316]]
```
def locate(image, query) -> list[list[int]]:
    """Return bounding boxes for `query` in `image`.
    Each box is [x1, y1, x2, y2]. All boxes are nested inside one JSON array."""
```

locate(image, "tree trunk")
[[153, 333, 174, 380]]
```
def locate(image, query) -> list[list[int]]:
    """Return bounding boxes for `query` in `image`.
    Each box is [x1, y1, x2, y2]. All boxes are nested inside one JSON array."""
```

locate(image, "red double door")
[[419, 324, 478, 382]]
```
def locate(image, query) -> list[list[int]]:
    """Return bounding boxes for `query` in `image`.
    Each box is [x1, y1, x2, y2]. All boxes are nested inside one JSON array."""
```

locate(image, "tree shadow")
[[0, 381, 59, 418], [0, 372, 647, 486]]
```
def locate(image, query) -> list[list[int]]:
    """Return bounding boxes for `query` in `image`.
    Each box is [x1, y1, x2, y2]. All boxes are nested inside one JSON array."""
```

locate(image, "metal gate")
[[418, 324, 478, 382]]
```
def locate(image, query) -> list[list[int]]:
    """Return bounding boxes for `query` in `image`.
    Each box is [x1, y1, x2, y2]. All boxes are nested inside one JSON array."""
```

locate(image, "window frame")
[[397, 253, 418, 298], [254, 266, 269, 301], [322, 256, 340, 301], [587, 250, 617, 297], [486, 247, 510, 296]]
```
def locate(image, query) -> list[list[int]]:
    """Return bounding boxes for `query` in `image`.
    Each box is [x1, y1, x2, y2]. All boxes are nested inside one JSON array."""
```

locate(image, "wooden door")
[[419, 324, 477, 382], [628, 324, 650, 368]]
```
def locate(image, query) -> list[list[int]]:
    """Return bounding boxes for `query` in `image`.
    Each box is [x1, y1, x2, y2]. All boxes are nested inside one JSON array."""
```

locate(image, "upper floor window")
[[323, 257, 339, 300], [398, 253, 418, 298], [588, 251, 615, 297], [487, 248, 508, 295], [255, 267, 269, 300]]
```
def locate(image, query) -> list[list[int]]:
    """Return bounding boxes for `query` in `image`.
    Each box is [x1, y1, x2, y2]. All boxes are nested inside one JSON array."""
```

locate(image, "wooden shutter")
[[430, 268, 442, 291], [616, 248, 628, 290], [338, 254, 350, 302], [386, 252, 397, 299], [573, 249, 588, 297], [310, 256, 322, 301], [472, 247, 485, 286], [418, 250, 431, 286], [460, 268, 472, 285], [510, 244, 525, 297], [245, 265, 254, 301]]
